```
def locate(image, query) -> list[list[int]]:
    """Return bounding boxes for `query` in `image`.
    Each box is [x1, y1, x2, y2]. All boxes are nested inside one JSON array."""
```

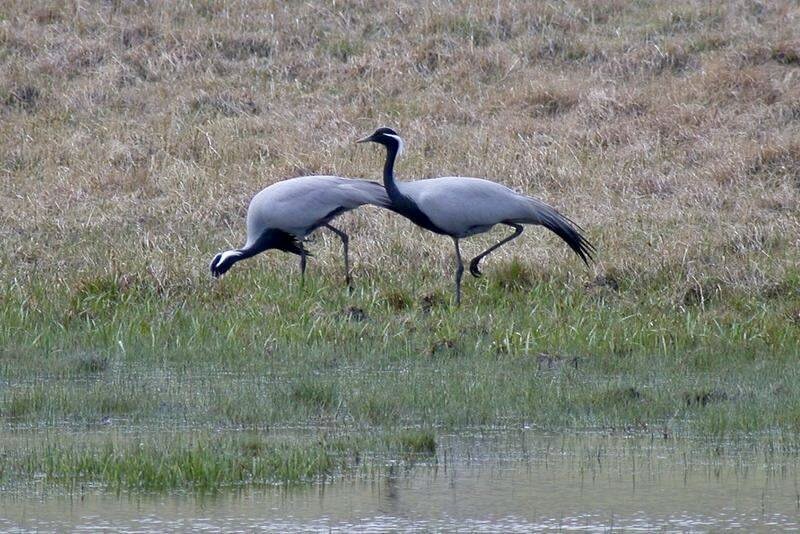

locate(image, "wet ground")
[[2, 431, 799, 532]]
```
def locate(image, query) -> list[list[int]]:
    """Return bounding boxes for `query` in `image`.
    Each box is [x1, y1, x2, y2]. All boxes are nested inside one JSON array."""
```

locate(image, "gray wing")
[[330, 177, 391, 209], [246, 176, 388, 244], [401, 176, 594, 263], [400, 177, 532, 236]]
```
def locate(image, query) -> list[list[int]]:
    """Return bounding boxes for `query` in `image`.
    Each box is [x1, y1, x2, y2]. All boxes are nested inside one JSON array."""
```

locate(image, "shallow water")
[[2, 431, 799, 532]]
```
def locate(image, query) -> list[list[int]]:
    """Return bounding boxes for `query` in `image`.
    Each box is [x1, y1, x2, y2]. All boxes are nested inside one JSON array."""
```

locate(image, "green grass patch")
[[3, 434, 349, 491], [394, 429, 437, 455]]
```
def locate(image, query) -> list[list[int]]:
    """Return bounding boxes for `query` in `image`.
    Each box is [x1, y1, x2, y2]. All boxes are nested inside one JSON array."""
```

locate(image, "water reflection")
[[2, 431, 799, 532]]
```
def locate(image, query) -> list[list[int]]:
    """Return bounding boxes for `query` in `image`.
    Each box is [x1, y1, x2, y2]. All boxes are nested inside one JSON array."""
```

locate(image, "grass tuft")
[[290, 379, 337, 412], [491, 259, 546, 291], [382, 289, 413, 311], [419, 291, 446, 313], [681, 277, 724, 307], [3, 388, 47, 420], [71, 351, 110, 374], [524, 87, 580, 116], [771, 41, 800, 65], [3, 85, 40, 111], [66, 272, 144, 322], [2, 434, 348, 491], [428, 338, 458, 358], [683, 389, 729, 407], [394, 429, 437, 455], [215, 35, 272, 60], [591, 387, 646, 409], [343, 306, 369, 322]]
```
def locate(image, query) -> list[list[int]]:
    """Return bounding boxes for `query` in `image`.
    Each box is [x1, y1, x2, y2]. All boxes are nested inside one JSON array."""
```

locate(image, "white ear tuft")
[[210, 252, 222, 270], [218, 250, 242, 265], [385, 134, 404, 157]]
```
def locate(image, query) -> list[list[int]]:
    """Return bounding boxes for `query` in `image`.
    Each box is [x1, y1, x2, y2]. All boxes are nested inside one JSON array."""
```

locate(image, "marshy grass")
[[1, 0, 799, 490], [0, 430, 445, 491], [394, 429, 437, 455], [3, 433, 349, 491]]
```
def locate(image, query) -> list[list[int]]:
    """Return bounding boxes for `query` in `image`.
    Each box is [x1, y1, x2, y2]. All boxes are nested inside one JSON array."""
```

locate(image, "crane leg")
[[325, 223, 351, 288], [468, 223, 524, 278], [453, 237, 464, 306], [299, 248, 307, 287]]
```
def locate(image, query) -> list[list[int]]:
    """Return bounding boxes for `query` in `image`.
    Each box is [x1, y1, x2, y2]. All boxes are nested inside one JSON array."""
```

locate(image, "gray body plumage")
[[397, 177, 568, 238], [245, 175, 390, 244], [358, 127, 595, 305], [211, 175, 390, 284]]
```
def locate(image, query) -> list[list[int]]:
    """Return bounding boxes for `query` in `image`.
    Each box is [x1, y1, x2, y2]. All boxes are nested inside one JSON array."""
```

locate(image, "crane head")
[[209, 250, 242, 278], [356, 127, 404, 156]]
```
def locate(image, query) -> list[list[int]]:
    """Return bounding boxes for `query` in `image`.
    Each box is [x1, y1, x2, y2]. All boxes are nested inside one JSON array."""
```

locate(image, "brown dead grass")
[[0, 0, 798, 296]]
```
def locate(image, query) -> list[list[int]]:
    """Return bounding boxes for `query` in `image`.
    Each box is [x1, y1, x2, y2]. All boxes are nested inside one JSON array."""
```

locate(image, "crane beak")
[[355, 134, 373, 144]]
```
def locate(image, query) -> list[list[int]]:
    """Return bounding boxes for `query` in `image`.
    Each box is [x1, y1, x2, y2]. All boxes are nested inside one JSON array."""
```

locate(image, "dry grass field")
[[1, 0, 800, 489]]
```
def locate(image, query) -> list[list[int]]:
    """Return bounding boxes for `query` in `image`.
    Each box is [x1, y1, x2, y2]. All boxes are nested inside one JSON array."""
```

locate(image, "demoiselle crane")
[[356, 127, 595, 305], [210, 175, 390, 286]]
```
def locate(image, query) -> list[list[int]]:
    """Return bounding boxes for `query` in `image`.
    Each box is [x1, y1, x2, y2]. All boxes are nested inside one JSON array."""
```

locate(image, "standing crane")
[[356, 127, 595, 305], [210, 175, 390, 286]]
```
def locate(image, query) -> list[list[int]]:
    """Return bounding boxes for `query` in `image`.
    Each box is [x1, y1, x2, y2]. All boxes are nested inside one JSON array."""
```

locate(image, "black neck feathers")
[[380, 138, 447, 235]]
